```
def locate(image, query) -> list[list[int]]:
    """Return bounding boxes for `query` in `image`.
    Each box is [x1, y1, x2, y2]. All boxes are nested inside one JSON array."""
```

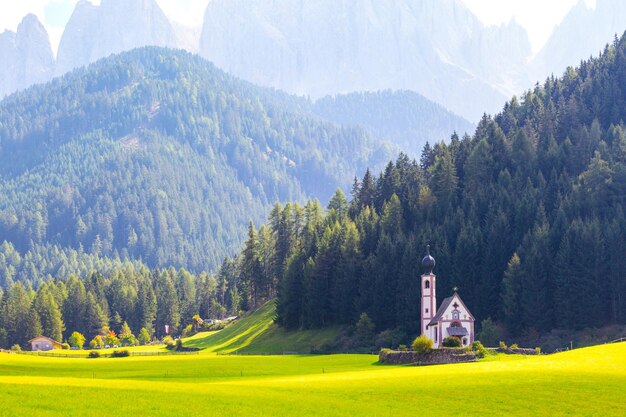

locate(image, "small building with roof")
[[420, 246, 475, 347], [29, 336, 62, 351]]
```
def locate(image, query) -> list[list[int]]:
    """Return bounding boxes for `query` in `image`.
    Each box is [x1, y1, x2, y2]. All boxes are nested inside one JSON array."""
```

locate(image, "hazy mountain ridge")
[[0, 47, 393, 273], [533, 0, 626, 81], [56, 0, 177, 75], [199, 0, 531, 121], [0, 14, 54, 98], [313, 90, 474, 157]]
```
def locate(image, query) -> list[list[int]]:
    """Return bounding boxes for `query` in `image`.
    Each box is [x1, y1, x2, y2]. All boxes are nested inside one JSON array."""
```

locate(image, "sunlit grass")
[[1, 340, 624, 416]]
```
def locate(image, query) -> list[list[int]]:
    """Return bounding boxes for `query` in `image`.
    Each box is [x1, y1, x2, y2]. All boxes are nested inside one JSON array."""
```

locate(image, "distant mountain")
[[199, 0, 532, 121], [0, 47, 392, 275], [0, 14, 54, 98], [313, 90, 474, 157], [56, 0, 177, 75], [533, 0, 626, 80]]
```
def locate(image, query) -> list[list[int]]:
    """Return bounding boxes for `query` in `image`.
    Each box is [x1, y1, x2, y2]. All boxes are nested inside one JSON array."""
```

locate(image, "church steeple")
[[421, 245, 436, 342], [421, 244, 435, 274]]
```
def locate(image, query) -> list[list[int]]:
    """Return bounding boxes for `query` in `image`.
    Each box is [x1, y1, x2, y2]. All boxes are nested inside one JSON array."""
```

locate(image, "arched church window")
[[424, 280, 430, 289], [452, 310, 459, 320]]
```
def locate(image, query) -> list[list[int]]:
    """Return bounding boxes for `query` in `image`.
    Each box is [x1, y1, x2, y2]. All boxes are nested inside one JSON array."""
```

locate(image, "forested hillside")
[[0, 263, 243, 349], [227, 35, 626, 341], [313, 90, 474, 157], [0, 47, 392, 280]]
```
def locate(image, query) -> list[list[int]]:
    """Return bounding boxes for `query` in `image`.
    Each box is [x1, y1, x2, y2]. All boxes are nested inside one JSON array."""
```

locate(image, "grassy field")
[[1, 303, 624, 417]]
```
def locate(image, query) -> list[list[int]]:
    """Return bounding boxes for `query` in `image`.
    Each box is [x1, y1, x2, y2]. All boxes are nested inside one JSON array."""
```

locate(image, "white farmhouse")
[[420, 246, 475, 348]]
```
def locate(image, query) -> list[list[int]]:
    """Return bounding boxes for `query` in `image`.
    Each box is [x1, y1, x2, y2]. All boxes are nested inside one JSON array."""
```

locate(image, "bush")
[[163, 335, 175, 349], [471, 340, 490, 358], [355, 312, 375, 345], [535, 347, 542, 355], [499, 341, 508, 350], [510, 343, 519, 349], [479, 318, 503, 346], [10, 344, 21, 352], [68, 331, 86, 349], [175, 339, 184, 351], [138, 328, 151, 346], [375, 328, 408, 350], [442, 336, 462, 348], [111, 350, 130, 358], [88, 351, 101, 358], [398, 344, 408, 351], [411, 335, 433, 354], [62, 343, 70, 350], [182, 324, 194, 338], [89, 335, 104, 349], [119, 322, 136, 347], [104, 331, 119, 347]]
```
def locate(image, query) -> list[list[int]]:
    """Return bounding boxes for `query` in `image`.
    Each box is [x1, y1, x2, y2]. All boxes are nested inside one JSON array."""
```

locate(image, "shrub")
[[62, 343, 70, 350], [472, 340, 490, 358], [510, 343, 519, 349], [375, 328, 408, 350], [535, 347, 542, 355], [163, 335, 175, 349], [88, 351, 101, 358], [111, 350, 130, 358], [175, 339, 184, 351], [119, 322, 136, 347], [442, 336, 462, 348], [499, 341, 508, 350], [138, 328, 151, 346], [68, 332, 86, 349], [398, 344, 408, 352], [182, 324, 194, 338], [479, 318, 502, 346], [411, 335, 433, 354], [356, 312, 375, 344], [104, 331, 119, 347], [89, 335, 104, 349], [10, 344, 21, 352]]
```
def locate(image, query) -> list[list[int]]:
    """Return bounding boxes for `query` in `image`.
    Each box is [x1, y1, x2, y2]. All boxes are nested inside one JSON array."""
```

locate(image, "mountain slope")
[[56, 0, 177, 76], [0, 14, 54, 98], [199, 0, 532, 121], [533, 0, 626, 80], [0, 47, 392, 273], [313, 90, 474, 157]]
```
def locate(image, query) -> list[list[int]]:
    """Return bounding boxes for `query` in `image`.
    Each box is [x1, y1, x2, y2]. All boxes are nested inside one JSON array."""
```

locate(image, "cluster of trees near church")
[[238, 35, 626, 339], [0, 265, 245, 349]]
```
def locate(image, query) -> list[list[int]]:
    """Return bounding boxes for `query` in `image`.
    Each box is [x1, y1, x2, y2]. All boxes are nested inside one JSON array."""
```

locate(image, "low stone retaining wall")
[[379, 348, 477, 365], [497, 347, 540, 355]]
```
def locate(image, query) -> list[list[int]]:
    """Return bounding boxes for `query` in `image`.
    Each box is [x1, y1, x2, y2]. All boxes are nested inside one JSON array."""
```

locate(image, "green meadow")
[[1, 304, 624, 417]]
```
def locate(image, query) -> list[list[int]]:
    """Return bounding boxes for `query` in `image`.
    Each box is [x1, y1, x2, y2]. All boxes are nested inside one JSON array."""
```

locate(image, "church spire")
[[421, 244, 435, 275]]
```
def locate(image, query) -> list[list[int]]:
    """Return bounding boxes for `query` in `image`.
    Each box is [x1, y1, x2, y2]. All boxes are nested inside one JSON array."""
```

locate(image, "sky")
[[0, 0, 597, 56]]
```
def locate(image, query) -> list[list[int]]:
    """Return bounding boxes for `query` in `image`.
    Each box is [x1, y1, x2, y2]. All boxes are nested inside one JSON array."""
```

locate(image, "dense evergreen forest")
[[0, 47, 395, 279], [229, 35, 626, 341], [313, 90, 474, 158], [0, 263, 244, 349], [2, 34, 626, 350]]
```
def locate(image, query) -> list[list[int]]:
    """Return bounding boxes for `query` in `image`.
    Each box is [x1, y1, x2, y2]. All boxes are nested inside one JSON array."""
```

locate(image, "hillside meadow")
[[1, 340, 624, 416]]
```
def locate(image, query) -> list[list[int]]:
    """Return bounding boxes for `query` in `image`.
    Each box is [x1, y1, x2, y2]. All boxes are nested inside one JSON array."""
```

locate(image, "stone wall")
[[378, 348, 477, 365], [496, 347, 540, 355]]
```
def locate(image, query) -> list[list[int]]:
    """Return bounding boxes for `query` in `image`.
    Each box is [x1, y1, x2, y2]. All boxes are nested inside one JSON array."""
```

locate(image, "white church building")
[[420, 246, 475, 348]]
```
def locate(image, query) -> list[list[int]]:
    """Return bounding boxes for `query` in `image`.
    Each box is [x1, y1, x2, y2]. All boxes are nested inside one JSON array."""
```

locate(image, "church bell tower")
[[421, 245, 436, 341]]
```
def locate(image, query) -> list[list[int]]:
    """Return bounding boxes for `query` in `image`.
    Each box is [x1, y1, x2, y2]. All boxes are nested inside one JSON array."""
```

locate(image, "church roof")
[[428, 292, 475, 326], [428, 296, 454, 326], [447, 327, 469, 336]]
